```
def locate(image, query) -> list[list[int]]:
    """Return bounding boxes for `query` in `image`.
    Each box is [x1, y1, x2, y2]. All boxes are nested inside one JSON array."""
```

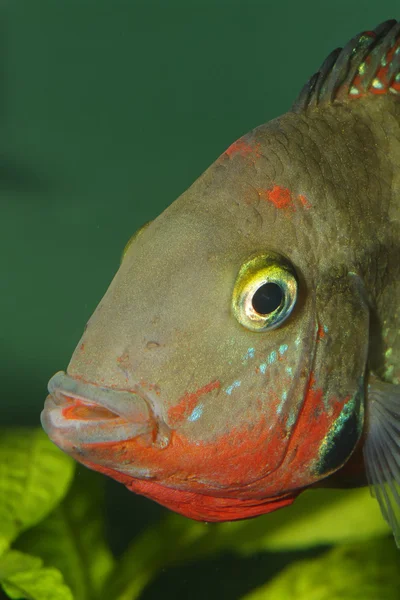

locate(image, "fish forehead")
[[130, 118, 327, 267]]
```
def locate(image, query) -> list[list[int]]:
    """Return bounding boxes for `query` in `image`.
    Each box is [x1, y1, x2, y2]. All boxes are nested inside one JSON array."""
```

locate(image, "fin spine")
[[293, 20, 400, 112]]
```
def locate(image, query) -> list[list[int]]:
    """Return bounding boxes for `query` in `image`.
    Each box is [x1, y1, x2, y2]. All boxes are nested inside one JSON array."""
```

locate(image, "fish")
[[41, 19, 400, 545]]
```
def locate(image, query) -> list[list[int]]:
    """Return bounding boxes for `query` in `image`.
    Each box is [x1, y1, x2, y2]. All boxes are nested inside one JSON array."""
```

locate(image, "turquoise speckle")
[[285, 366, 293, 375], [277, 390, 288, 414], [286, 409, 296, 428], [323, 325, 329, 333], [242, 347, 255, 363], [188, 403, 204, 422], [279, 344, 288, 356], [225, 380, 241, 395], [258, 349, 278, 374]]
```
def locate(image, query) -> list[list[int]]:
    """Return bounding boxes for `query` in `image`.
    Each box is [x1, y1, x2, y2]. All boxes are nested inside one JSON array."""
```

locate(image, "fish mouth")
[[41, 371, 168, 446]]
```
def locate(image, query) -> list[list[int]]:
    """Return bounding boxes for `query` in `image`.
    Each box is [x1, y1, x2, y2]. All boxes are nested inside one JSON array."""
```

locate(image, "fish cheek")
[[309, 273, 369, 479]]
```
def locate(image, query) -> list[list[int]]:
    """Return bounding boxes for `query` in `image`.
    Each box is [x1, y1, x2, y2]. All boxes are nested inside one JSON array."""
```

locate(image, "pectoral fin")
[[363, 377, 400, 546]]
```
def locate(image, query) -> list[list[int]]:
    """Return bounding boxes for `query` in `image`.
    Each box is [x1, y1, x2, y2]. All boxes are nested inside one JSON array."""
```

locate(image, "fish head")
[[42, 117, 369, 521]]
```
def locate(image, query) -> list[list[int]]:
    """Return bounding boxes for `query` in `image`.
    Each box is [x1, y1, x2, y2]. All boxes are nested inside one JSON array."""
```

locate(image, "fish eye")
[[121, 221, 151, 262], [232, 252, 298, 332]]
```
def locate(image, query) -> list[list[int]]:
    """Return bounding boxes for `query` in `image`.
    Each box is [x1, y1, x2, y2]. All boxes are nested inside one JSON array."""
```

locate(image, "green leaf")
[[241, 538, 400, 600], [15, 468, 114, 600], [2, 567, 73, 600], [0, 550, 73, 600], [206, 487, 391, 555], [101, 513, 206, 600], [101, 487, 390, 599], [0, 428, 75, 554], [0, 550, 42, 580]]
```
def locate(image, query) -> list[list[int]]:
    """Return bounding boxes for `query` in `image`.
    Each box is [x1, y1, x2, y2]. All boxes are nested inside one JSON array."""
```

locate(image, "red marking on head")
[[222, 138, 261, 165], [168, 380, 221, 426], [258, 185, 293, 210], [257, 187, 312, 211], [267, 185, 292, 209], [298, 194, 312, 209], [316, 324, 325, 341]]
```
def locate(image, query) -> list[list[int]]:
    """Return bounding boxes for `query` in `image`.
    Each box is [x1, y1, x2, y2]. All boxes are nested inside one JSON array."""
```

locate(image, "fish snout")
[[41, 371, 171, 449]]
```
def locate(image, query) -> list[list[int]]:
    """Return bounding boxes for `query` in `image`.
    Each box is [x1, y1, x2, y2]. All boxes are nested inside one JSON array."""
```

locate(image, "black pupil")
[[252, 283, 283, 315]]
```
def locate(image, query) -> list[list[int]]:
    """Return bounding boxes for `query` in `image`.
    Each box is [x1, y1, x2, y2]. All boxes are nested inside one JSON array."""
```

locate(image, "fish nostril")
[[146, 341, 161, 350]]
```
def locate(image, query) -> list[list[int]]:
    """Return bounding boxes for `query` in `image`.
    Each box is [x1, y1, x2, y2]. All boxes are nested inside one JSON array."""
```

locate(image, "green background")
[[2, 1, 399, 598]]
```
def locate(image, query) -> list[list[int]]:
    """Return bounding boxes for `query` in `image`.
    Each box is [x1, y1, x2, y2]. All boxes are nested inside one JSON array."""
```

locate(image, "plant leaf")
[[15, 468, 114, 600], [171, 487, 390, 559], [101, 487, 389, 599], [0, 550, 42, 580], [101, 513, 206, 600], [207, 487, 391, 555], [2, 567, 73, 600], [0, 550, 73, 600], [241, 537, 400, 600], [0, 428, 75, 554]]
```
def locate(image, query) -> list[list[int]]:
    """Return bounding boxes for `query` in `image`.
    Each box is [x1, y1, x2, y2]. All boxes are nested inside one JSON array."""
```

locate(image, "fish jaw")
[[42, 372, 301, 520], [41, 367, 310, 514], [41, 371, 171, 455], [79, 456, 299, 521]]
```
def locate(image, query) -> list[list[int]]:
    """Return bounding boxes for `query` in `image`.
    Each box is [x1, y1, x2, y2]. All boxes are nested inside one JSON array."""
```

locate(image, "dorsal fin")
[[292, 20, 400, 112]]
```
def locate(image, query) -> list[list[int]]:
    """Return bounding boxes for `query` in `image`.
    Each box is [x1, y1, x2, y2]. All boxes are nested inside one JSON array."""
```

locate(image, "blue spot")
[[225, 380, 241, 395], [257, 350, 278, 374], [242, 347, 255, 363], [279, 344, 288, 355], [285, 366, 293, 375], [188, 403, 204, 422], [277, 390, 288, 414], [286, 409, 296, 428], [323, 325, 329, 333]]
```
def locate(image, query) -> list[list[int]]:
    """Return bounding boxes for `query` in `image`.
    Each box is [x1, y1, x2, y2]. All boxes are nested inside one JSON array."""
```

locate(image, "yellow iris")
[[232, 252, 298, 332]]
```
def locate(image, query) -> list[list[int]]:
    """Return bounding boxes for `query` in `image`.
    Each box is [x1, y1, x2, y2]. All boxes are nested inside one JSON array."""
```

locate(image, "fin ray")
[[293, 19, 400, 111], [363, 380, 400, 546]]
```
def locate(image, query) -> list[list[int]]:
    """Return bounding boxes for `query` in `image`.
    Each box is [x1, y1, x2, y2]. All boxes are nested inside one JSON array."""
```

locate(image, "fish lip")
[[41, 371, 170, 447], [46, 371, 154, 423]]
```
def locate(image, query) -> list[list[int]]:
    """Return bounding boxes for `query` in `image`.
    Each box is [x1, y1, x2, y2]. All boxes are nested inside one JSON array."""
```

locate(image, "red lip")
[[41, 371, 167, 447], [47, 389, 122, 421], [61, 398, 121, 421]]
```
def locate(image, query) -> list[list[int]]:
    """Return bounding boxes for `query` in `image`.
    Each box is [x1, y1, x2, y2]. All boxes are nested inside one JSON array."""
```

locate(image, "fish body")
[[42, 21, 400, 542]]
